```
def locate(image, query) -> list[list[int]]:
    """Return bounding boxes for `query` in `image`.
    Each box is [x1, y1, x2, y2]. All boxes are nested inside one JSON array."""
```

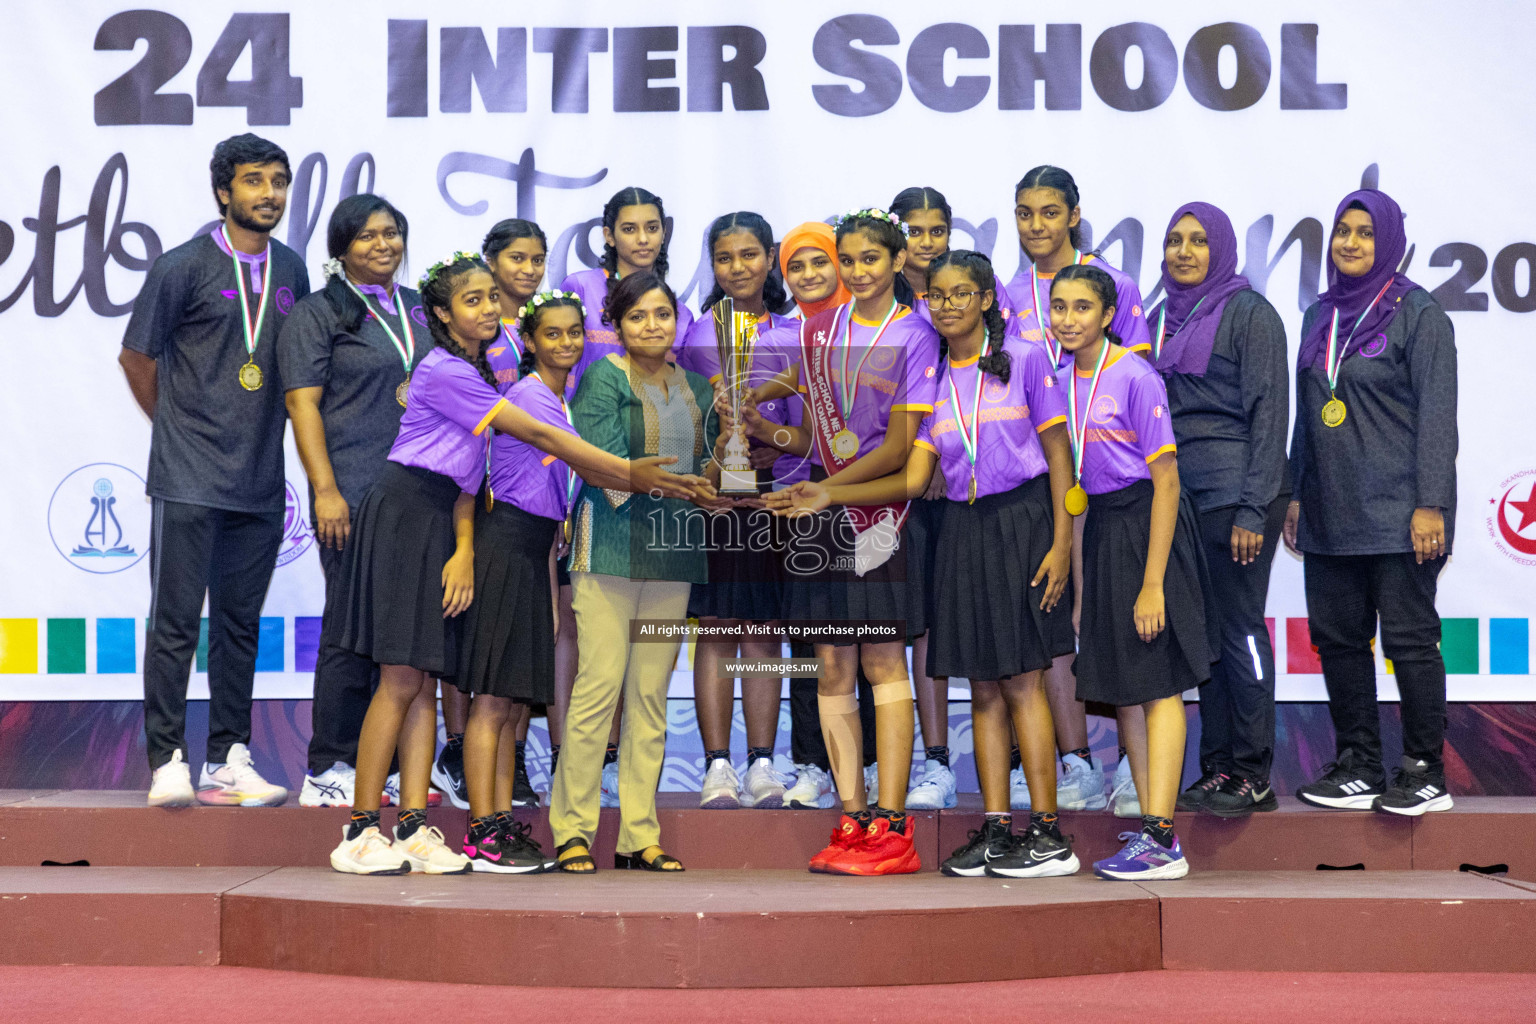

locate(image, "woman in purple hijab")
[[1145, 202, 1290, 819], [1286, 189, 1458, 818]]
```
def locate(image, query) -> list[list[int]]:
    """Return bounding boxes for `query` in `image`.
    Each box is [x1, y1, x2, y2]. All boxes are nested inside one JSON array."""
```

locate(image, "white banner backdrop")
[[1, 1, 1532, 700]]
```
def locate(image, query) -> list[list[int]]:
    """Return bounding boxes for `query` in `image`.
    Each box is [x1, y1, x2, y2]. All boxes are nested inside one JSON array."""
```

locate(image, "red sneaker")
[[826, 815, 921, 876], [809, 814, 867, 872]]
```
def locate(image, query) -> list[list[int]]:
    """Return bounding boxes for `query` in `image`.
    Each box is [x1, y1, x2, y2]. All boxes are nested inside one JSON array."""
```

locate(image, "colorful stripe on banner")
[[256, 617, 284, 672], [1440, 618, 1479, 675], [1286, 617, 1321, 674], [0, 619, 39, 673], [96, 618, 137, 674], [294, 617, 322, 673], [47, 618, 86, 674], [1490, 619, 1529, 675]]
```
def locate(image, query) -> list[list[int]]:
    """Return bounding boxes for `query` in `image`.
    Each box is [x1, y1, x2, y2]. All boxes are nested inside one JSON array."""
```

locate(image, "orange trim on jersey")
[[948, 353, 980, 368], [473, 398, 509, 436], [891, 402, 934, 414], [1076, 345, 1130, 377], [1144, 443, 1177, 464], [1035, 414, 1067, 433], [913, 438, 939, 455], [851, 304, 912, 327]]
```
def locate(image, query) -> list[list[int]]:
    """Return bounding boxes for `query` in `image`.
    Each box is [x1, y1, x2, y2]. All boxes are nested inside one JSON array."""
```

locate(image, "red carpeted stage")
[[2, 791, 1535, 988]]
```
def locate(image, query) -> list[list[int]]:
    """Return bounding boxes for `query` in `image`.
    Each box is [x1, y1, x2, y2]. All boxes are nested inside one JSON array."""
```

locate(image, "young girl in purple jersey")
[[737, 209, 941, 875], [765, 250, 1080, 878], [1007, 165, 1154, 817], [327, 253, 710, 876], [675, 211, 801, 810], [1049, 264, 1213, 880]]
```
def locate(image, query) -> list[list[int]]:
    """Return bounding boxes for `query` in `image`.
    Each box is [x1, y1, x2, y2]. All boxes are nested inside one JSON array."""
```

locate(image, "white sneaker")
[[1010, 766, 1033, 811], [393, 823, 470, 874], [600, 760, 621, 808], [1111, 756, 1141, 818], [197, 743, 288, 806], [148, 750, 195, 807], [905, 759, 958, 809], [864, 762, 880, 803], [300, 762, 356, 808], [784, 763, 836, 809], [1057, 752, 1108, 811], [330, 824, 410, 875], [740, 757, 787, 809], [700, 757, 742, 809]]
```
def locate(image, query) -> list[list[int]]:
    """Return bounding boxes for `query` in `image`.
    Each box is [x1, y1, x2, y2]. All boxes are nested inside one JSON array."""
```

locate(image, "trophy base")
[[719, 468, 760, 495]]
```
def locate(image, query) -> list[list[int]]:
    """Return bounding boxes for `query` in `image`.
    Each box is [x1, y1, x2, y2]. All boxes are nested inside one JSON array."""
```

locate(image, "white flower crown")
[[834, 207, 909, 236], [520, 290, 587, 320]]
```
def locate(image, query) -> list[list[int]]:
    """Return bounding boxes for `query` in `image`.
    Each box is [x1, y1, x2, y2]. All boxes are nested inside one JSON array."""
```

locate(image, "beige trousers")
[[549, 571, 690, 854]]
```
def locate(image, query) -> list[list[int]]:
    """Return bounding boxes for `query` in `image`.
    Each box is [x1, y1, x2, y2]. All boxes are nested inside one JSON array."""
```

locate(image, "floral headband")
[[520, 290, 587, 321], [834, 207, 909, 236], [418, 251, 484, 290]]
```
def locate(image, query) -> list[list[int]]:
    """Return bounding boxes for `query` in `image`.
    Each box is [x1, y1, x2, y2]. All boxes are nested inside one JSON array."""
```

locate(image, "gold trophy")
[[712, 297, 761, 495]]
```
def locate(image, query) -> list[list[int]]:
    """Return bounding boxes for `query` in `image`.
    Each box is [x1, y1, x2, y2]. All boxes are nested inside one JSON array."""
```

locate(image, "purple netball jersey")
[[388, 347, 507, 493], [1056, 345, 1176, 494], [488, 373, 579, 521], [800, 306, 941, 463], [485, 321, 523, 394], [561, 267, 695, 393], [1006, 256, 1153, 367], [916, 337, 1067, 500]]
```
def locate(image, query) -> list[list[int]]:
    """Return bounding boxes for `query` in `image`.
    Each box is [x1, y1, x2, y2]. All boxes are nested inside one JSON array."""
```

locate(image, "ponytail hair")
[[1050, 263, 1121, 346], [419, 252, 497, 388], [700, 211, 792, 315], [515, 292, 586, 377], [889, 186, 953, 309], [601, 186, 670, 283], [482, 218, 547, 262], [925, 250, 1011, 383], [1015, 165, 1083, 251], [321, 193, 409, 334]]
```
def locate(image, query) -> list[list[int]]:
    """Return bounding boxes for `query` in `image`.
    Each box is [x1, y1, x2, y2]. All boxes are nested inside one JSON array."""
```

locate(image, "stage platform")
[[1, 791, 1532, 878]]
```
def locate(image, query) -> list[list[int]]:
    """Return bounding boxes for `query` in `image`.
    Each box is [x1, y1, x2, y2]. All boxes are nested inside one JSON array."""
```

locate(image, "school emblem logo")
[[275, 480, 316, 568], [275, 286, 296, 315], [411, 305, 428, 327], [983, 377, 1011, 403], [866, 346, 899, 372], [1487, 470, 1536, 565], [47, 463, 150, 574], [1091, 394, 1119, 424], [1360, 333, 1388, 358]]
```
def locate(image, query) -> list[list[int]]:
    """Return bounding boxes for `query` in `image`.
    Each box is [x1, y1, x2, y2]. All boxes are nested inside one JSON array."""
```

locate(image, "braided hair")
[[419, 253, 497, 388], [515, 293, 585, 378], [600, 186, 670, 281], [700, 211, 792, 315], [1051, 263, 1122, 347], [320, 194, 409, 334], [925, 250, 1011, 384], [1015, 165, 1084, 252]]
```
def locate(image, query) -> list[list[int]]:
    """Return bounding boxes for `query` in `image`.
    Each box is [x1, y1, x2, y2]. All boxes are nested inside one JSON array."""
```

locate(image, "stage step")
[[2, 792, 1533, 878], [2, 867, 1532, 985]]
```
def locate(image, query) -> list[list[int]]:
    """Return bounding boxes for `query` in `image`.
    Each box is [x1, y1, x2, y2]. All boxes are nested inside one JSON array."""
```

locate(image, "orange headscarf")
[[778, 222, 852, 319]]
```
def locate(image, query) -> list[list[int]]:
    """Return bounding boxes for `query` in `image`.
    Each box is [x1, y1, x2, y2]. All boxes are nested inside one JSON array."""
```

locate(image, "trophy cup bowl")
[[713, 297, 761, 496]]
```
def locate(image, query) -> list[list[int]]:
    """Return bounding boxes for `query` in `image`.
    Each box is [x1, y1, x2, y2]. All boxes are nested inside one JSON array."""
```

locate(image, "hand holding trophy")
[[713, 297, 762, 497]]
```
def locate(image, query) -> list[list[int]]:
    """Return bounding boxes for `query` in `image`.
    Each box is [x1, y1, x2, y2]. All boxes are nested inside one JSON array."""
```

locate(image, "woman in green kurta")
[[550, 270, 723, 872]]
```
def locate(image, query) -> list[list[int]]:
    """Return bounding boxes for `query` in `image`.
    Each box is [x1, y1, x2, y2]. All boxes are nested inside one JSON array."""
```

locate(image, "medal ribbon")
[[1324, 278, 1396, 394], [837, 297, 900, 417], [1032, 250, 1081, 364], [530, 371, 581, 516], [501, 320, 524, 363], [344, 278, 415, 375], [1152, 296, 1206, 364], [945, 350, 986, 475], [222, 225, 272, 364], [1066, 340, 1112, 486]]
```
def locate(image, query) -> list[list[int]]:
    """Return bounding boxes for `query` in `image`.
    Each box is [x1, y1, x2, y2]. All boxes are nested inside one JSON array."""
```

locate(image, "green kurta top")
[[567, 353, 718, 583]]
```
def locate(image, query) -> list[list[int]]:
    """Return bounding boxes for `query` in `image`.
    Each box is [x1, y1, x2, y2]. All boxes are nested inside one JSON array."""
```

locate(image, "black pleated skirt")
[[1076, 480, 1215, 706], [453, 501, 559, 702], [335, 462, 463, 676], [929, 474, 1076, 681], [905, 495, 944, 637], [688, 505, 785, 621], [781, 507, 922, 645]]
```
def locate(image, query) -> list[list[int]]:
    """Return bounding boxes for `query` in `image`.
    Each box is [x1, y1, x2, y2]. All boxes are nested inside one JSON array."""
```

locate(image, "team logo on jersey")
[[275, 286, 296, 315], [924, 365, 935, 378], [1153, 404, 1164, 418], [983, 377, 1012, 403], [1132, 305, 1142, 317], [1043, 374, 1056, 387], [1487, 469, 1536, 565], [411, 305, 428, 327], [1091, 394, 1119, 424], [1361, 333, 1388, 358], [866, 346, 899, 373], [276, 480, 316, 568], [47, 463, 150, 574]]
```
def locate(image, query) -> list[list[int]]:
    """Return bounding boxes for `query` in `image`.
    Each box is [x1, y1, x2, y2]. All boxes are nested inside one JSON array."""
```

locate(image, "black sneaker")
[[1202, 775, 1279, 818], [512, 746, 539, 808], [1295, 754, 1385, 810], [469, 820, 548, 874], [985, 819, 1080, 878], [940, 818, 1016, 877], [431, 739, 469, 810], [1373, 758, 1453, 816], [1175, 768, 1229, 812]]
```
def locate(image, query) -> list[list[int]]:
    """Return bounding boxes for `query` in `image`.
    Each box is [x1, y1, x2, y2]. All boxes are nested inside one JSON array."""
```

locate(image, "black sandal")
[[555, 837, 596, 873], [615, 846, 685, 872]]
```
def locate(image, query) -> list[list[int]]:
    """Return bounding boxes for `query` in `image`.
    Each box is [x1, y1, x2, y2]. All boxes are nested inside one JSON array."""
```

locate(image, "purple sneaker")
[[1093, 830, 1189, 881]]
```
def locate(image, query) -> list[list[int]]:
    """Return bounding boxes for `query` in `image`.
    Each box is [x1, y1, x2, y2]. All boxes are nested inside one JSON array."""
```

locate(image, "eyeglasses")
[[924, 290, 979, 311]]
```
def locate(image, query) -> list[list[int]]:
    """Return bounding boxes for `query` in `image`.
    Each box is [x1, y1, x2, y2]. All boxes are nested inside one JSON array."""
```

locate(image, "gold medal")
[[1064, 483, 1089, 517], [563, 517, 573, 544], [238, 361, 264, 391], [967, 473, 977, 505], [1320, 397, 1347, 428], [485, 485, 494, 513], [831, 428, 859, 461], [396, 376, 410, 408]]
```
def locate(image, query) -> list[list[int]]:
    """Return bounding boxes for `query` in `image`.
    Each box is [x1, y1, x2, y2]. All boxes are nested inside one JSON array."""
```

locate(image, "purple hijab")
[[1297, 189, 1418, 372], [1152, 202, 1250, 376]]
